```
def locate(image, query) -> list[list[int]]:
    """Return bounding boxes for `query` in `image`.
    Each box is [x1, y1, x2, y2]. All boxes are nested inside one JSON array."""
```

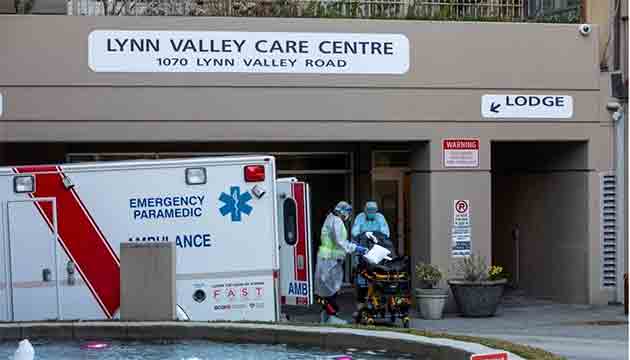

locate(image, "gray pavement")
[[285, 292, 629, 360]]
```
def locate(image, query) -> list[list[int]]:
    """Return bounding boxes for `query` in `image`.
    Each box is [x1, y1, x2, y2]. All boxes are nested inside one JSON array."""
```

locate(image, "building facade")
[[0, 3, 627, 306]]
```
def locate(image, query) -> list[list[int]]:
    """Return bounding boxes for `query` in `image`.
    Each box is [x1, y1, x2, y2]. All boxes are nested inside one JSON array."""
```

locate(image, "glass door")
[[372, 168, 406, 256]]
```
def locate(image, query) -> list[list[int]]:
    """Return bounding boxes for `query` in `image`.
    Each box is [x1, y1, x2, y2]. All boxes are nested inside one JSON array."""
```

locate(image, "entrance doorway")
[[372, 151, 410, 256], [492, 141, 590, 303]]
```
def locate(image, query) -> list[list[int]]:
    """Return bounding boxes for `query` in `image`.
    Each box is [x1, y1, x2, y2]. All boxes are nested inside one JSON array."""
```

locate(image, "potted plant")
[[447, 253, 508, 317], [414, 262, 448, 320]]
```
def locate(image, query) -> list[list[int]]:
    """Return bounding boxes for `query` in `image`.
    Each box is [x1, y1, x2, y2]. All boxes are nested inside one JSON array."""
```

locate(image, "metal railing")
[[68, 0, 525, 20]]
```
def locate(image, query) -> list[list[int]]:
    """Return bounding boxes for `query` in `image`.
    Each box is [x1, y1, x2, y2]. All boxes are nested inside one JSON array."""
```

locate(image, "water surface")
[[0, 340, 418, 359]]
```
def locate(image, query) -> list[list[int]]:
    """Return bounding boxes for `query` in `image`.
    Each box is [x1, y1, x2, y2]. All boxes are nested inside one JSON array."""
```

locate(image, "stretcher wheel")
[[358, 309, 372, 325], [402, 317, 410, 328]]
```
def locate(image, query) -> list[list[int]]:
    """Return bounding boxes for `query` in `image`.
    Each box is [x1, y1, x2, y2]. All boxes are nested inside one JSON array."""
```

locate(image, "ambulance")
[[0, 156, 314, 322]]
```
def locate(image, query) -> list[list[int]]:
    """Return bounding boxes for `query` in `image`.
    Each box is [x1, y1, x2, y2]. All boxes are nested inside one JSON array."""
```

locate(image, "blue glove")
[[355, 245, 368, 255]]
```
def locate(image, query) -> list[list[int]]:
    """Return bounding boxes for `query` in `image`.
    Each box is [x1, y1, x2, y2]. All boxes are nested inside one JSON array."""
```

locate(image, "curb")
[[0, 321, 525, 360]]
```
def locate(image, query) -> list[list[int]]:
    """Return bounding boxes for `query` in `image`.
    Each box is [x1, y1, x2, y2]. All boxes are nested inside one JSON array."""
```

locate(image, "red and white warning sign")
[[443, 139, 480, 168], [470, 352, 508, 360]]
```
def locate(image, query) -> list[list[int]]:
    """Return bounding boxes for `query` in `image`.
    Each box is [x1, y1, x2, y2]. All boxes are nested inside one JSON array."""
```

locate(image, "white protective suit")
[[314, 212, 357, 298]]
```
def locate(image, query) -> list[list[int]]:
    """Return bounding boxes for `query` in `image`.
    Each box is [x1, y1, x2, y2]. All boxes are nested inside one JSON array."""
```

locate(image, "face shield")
[[335, 201, 353, 222]]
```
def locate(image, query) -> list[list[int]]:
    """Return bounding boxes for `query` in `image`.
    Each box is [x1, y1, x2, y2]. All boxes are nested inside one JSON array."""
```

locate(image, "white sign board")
[[452, 200, 471, 258], [443, 139, 479, 168], [0, 93, 3, 117], [481, 94, 573, 119], [88, 31, 410, 74]]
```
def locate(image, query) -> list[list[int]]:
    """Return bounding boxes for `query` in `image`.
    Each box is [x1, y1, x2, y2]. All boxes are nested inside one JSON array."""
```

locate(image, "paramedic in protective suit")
[[314, 201, 368, 325], [351, 201, 391, 315]]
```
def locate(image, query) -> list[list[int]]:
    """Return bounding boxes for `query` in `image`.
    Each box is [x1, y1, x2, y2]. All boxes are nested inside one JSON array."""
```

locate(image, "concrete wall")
[[409, 142, 431, 280], [120, 243, 176, 321], [585, 0, 612, 69], [0, 0, 15, 13], [0, 15, 617, 305], [494, 172, 590, 303], [0, 16, 602, 129]]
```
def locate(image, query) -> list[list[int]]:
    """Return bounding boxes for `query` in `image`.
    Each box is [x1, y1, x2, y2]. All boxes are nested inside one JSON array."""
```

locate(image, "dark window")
[[283, 198, 298, 246]]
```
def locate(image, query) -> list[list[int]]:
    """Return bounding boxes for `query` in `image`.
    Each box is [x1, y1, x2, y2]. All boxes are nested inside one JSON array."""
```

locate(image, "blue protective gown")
[[351, 212, 390, 288], [351, 213, 390, 239]]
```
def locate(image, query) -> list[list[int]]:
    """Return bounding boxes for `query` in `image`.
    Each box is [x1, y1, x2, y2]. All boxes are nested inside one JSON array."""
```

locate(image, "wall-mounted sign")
[[443, 139, 479, 168], [452, 199, 471, 258], [481, 94, 573, 119], [0, 93, 3, 117], [88, 30, 410, 74]]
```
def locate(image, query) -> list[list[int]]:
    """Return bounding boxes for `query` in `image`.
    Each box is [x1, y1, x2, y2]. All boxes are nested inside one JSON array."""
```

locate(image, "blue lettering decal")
[[130, 195, 206, 221], [183, 235, 193, 248], [288, 282, 308, 296], [174, 233, 212, 248], [193, 234, 203, 247]]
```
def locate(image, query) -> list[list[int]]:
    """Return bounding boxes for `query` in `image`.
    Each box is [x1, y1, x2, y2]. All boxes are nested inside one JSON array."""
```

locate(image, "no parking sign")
[[452, 200, 471, 258]]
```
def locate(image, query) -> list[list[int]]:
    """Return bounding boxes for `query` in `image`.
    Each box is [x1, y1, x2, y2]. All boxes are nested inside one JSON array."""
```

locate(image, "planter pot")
[[448, 279, 507, 317], [415, 288, 448, 320]]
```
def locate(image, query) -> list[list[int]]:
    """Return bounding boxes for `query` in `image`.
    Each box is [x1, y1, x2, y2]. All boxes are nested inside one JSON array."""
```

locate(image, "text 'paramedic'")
[[129, 195, 205, 220]]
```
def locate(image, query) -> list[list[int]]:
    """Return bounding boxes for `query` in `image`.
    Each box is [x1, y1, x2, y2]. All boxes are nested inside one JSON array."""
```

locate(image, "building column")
[[355, 143, 372, 207], [409, 142, 431, 282], [409, 140, 491, 310]]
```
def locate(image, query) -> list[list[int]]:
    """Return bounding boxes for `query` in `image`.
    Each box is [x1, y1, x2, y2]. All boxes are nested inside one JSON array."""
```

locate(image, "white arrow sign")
[[481, 94, 573, 119]]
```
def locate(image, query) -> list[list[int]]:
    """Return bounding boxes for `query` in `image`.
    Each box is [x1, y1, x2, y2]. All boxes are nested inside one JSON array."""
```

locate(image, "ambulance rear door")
[[277, 178, 314, 306]]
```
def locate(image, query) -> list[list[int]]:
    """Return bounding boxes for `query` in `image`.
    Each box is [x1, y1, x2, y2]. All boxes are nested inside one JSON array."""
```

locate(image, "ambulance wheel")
[[366, 317, 375, 326]]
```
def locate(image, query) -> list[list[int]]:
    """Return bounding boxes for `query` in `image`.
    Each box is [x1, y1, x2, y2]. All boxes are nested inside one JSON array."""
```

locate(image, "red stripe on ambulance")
[[290, 185, 298, 280], [293, 182, 307, 282], [15, 166, 120, 318]]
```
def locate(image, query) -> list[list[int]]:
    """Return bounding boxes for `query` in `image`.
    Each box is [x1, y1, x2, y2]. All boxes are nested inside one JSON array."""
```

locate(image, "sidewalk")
[[285, 293, 628, 360], [413, 296, 628, 360]]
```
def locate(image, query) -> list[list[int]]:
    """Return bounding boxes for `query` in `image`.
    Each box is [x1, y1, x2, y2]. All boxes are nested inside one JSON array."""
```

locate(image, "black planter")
[[448, 279, 507, 317]]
